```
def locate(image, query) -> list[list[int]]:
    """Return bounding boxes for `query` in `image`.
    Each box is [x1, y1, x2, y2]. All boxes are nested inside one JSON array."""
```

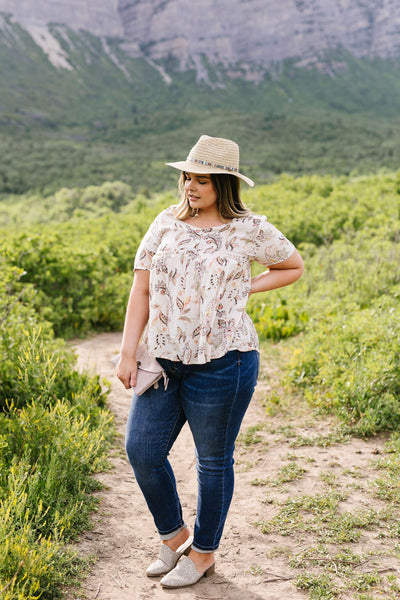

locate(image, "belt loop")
[[236, 350, 242, 366]]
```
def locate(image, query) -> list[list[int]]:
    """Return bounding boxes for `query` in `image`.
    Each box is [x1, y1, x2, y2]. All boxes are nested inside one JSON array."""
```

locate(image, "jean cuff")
[[159, 523, 187, 541], [191, 543, 218, 554]]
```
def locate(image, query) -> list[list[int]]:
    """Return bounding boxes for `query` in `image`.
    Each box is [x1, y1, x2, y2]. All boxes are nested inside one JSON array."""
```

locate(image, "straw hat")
[[166, 135, 255, 187]]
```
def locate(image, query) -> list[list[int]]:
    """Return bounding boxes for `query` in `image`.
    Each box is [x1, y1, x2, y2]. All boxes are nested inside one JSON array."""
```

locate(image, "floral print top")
[[134, 206, 295, 364]]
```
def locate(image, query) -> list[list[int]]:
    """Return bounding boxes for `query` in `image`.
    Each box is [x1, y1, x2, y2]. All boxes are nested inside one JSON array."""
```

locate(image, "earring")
[[191, 208, 200, 218]]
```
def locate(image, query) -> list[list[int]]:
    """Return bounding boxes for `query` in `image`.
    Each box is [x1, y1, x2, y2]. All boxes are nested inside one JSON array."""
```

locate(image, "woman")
[[117, 135, 303, 589]]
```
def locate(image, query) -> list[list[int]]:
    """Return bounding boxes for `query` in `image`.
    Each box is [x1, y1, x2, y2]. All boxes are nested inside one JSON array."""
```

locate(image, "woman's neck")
[[188, 216, 230, 228], [188, 207, 230, 227]]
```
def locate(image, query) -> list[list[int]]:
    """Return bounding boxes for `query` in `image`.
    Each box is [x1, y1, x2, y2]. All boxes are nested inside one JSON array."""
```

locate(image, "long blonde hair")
[[174, 172, 250, 220]]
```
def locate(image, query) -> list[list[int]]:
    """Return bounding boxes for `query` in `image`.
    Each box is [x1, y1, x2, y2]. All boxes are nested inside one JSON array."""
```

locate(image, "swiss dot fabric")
[[134, 207, 295, 364]]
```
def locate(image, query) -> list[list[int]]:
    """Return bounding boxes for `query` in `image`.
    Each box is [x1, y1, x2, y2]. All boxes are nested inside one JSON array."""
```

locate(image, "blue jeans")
[[125, 349, 259, 553]]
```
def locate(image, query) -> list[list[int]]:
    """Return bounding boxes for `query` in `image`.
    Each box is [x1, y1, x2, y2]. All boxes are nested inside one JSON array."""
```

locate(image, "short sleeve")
[[133, 213, 164, 271], [250, 216, 295, 267]]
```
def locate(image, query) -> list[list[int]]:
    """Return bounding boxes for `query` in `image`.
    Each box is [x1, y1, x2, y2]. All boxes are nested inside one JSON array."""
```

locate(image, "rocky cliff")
[[1, 0, 400, 77], [0, 0, 123, 36], [118, 0, 400, 68]]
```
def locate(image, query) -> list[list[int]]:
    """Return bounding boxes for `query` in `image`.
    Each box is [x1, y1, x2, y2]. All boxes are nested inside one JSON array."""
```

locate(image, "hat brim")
[[166, 161, 255, 187]]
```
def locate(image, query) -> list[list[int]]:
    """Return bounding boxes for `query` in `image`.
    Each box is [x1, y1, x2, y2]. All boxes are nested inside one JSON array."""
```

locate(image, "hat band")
[[188, 157, 239, 173]]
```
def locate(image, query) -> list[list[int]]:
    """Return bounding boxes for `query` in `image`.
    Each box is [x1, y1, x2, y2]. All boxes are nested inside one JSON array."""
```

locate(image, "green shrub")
[[247, 293, 309, 340], [246, 171, 400, 247], [0, 196, 167, 337], [1, 461, 83, 600], [286, 298, 400, 434], [0, 293, 108, 412], [0, 400, 113, 534], [0, 251, 113, 600], [0, 394, 113, 599]]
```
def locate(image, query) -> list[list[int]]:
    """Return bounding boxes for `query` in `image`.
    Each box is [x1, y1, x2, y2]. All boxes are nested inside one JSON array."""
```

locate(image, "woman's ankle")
[[163, 526, 190, 552], [188, 549, 215, 572]]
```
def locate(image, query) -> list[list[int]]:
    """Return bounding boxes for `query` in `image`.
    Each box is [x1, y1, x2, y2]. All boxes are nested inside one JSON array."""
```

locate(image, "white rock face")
[[26, 23, 73, 69], [1, 0, 400, 73], [0, 0, 123, 37], [118, 0, 400, 67]]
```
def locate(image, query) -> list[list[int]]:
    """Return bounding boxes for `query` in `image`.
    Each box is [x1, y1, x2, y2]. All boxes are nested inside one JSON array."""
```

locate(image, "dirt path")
[[67, 332, 394, 600]]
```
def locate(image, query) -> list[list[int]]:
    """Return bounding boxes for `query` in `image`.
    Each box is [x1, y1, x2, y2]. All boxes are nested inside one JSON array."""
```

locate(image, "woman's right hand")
[[116, 355, 138, 390]]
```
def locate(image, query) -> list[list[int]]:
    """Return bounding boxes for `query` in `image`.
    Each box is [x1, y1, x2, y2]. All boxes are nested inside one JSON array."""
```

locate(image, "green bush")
[[0, 191, 168, 337], [244, 171, 400, 246], [0, 400, 113, 536], [0, 250, 113, 599], [1, 457, 91, 600], [243, 171, 400, 434], [247, 293, 309, 340], [286, 297, 400, 435], [0, 264, 109, 410], [0, 388, 113, 600]]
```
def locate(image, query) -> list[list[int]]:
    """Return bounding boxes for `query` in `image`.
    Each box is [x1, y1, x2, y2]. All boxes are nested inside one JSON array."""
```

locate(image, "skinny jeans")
[[125, 349, 259, 553]]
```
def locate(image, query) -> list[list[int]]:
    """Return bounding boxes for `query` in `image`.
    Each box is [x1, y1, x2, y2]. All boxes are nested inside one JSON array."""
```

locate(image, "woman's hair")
[[173, 172, 250, 221]]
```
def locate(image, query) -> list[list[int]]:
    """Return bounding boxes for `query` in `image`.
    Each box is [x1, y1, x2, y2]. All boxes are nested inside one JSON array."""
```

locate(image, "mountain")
[[1, 1, 400, 81], [119, 0, 400, 79], [1, 1, 400, 196], [0, 1, 123, 36]]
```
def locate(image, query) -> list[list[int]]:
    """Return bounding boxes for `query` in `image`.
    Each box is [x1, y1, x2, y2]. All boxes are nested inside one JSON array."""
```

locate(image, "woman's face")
[[184, 172, 218, 213]]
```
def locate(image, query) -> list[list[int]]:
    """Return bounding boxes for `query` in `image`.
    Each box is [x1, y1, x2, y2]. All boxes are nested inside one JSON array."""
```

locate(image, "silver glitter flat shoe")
[[160, 555, 215, 588], [146, 536, 193, 577]]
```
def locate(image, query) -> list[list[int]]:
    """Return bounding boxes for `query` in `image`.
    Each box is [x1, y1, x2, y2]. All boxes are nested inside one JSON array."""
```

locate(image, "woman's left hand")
[[116, 355, 138, 389]]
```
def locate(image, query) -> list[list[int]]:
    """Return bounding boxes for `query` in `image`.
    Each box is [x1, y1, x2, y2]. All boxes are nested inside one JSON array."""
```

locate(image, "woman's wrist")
[[250, 273, 268, 295], [120, 348, 138, 360]]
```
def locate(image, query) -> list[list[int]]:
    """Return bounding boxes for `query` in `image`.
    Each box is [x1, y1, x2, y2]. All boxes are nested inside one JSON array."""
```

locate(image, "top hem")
[[151, 343, 260, 365]]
